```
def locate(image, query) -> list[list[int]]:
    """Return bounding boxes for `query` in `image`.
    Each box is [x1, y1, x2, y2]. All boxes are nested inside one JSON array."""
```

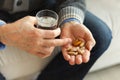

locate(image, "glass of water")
[[36, 9, 59, 30]]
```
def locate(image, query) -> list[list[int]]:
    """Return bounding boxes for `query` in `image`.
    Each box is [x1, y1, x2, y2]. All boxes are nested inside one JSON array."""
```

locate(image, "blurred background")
[[84, 0, 120, 80]]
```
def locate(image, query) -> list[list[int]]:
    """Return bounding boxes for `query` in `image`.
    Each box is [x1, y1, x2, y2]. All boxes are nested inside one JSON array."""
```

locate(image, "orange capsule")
[[72, 39, 82, 47]]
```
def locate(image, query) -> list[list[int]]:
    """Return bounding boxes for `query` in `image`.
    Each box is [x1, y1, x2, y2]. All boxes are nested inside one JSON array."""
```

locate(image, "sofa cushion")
[[86, 0, 120, 72]]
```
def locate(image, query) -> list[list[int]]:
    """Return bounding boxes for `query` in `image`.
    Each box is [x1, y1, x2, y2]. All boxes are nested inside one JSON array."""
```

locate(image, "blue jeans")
[[0, 11, 112, 80]]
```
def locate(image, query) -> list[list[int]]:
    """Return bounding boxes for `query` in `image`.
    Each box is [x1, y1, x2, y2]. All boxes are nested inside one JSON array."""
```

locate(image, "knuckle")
[[33, 40, 40, 47], [31, 30, 41, 37], [51, 40, 56, 46], [47, 41, 55, 47], [50, 31, 56, 37], [25, 16, 32, 19], [32, 30, 38, 36], [24, 16, 35, 22], [28, 33, 40, 45]]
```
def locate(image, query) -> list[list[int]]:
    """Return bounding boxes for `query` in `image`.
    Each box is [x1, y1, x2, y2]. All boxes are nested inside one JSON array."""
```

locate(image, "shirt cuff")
[[58, 6, 85, 27], [59, 18, 80, 27], [0, 20, 6, 50]]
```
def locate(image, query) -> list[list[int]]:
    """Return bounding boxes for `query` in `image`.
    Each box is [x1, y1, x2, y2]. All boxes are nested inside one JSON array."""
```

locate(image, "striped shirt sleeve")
[[58, 6, 85, 26]]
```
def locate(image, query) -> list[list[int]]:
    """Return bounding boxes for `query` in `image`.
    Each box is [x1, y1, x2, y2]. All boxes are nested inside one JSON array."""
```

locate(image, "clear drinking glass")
[[36, 9, 59, 30]]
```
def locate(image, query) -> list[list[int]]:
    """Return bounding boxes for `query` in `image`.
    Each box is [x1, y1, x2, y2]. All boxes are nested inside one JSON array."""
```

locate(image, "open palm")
[[60, 22, 96, 65]]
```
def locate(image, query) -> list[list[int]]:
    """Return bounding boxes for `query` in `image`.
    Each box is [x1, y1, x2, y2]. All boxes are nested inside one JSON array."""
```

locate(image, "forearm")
[[58, 0, 86, 26]]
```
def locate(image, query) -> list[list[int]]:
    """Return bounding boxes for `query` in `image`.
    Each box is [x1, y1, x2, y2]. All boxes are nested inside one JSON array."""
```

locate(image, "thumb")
[[86, 40, 96, 51]]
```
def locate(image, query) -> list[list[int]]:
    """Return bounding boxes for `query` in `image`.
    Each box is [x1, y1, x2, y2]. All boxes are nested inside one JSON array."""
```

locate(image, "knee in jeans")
[[101, 33, 112, 48], [93, 29, 112, 53]]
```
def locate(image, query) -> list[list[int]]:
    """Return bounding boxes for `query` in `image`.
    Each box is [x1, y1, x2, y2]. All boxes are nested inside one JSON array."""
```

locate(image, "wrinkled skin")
[[0, 16, 71, 58], [0, 16, 95, 65]]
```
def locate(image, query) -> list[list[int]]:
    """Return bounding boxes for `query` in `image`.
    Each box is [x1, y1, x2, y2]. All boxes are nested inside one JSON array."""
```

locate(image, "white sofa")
[[86, 0, 120, 72]]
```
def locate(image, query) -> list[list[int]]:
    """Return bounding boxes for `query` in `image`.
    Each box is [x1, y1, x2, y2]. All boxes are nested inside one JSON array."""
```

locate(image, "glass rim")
[[36, 9, 59, 21]]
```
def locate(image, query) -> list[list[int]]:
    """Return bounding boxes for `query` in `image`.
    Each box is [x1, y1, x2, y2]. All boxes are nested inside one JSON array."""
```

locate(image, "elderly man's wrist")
[[60, 18, 81, 26]]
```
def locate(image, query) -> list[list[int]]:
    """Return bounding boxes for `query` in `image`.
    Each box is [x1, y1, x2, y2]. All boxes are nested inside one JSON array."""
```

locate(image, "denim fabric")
[[0, 73, 5, 80], [0, 11, 112, 80], [36, 11, 112, 80]]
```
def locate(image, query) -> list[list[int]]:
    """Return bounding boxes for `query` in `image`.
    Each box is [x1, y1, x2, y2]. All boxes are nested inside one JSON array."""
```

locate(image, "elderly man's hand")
[[0, 16, 71, 58], [60, 21, 96, 65]]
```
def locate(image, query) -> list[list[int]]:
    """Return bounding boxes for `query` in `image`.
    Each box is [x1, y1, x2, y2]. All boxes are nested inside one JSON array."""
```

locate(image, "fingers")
[[29, 46, 54, 58], [36, 47, 54, 58], [85, 31, 96, 51], [62, 47, 71, 61], [43, 38, 72, 47], [85, 34, 96, 51], [64, 54, 90, 65], [63, 48, 90, 65], [82, 49, 90, 63], [28, 38, 71, 58], [69, 56, 75, 65], [86, 40, 95, 51], [75, 55, 83, 64]]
